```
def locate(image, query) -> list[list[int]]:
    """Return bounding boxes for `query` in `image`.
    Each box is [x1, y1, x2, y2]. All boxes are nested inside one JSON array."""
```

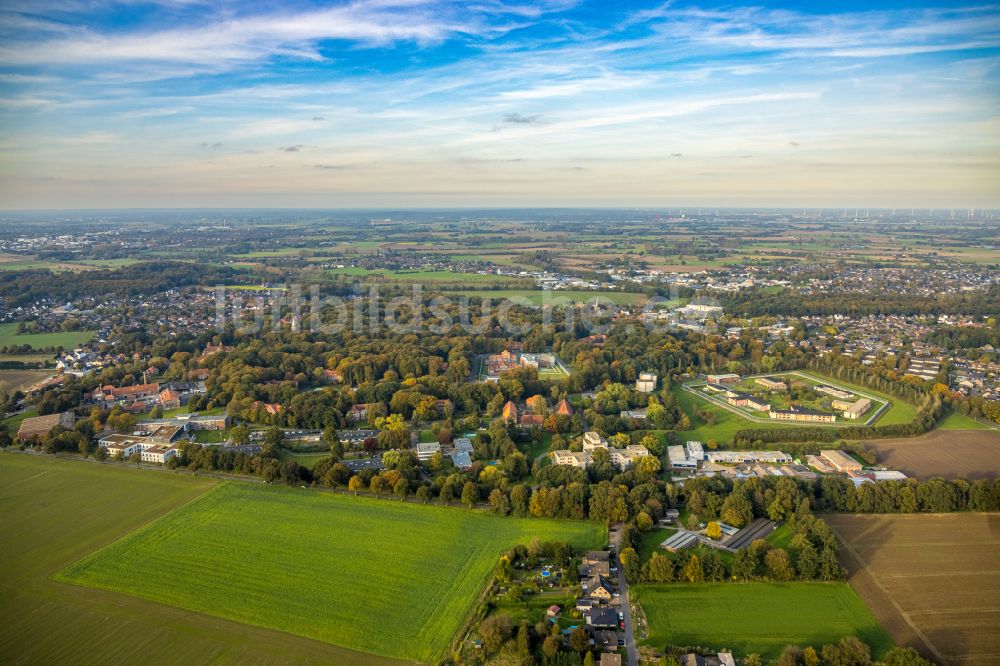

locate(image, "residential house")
[[586, 606, 619, 628], [555, 398, 573, 416]]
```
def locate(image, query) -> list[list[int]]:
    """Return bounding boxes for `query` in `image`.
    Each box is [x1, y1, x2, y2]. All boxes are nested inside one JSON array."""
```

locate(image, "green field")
[[635, 583, 892, 659], [0, 323, 96, 350], [57, 481, 605, 662], [937, 410, 998, 431], [327, 267, 514, 285], [455, 289, 647, 306]]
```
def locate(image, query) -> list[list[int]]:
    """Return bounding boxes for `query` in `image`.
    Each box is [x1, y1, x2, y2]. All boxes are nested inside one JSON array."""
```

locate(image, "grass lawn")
[[937, 410, 998, 431], [1, 407, 37, 430], [328, 267, 512, 284], [278, 450, 331, 469], [638, 527, 677, 562], [57, 482, 605, 662], [193, 429, 227, 443], [453, 289, 647, 306], [635, 582, 892, 659], [671, 388, 797, 443], [0, 323, 96, 350]]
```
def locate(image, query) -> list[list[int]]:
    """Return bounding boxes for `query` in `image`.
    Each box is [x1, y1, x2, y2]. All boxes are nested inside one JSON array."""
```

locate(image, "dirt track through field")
[[829, 513, 1000, 666], [865, 430, 1000, 480]]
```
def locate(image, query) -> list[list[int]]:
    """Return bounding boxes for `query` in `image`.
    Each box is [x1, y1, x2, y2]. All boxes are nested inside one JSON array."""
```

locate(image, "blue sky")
[[1, 0, 998, 209]]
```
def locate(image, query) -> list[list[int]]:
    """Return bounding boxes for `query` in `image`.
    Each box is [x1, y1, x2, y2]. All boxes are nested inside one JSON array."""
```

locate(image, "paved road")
[[610, 523, 638, 666]]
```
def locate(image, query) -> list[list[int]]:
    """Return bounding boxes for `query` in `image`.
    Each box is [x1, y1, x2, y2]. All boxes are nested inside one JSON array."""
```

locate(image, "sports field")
[[863, 430, 1000, 480], [0, 323, 96, 350], [634, 582, 892, 659], [57, 479, 605, 662], [829, 513, 1000, 666]]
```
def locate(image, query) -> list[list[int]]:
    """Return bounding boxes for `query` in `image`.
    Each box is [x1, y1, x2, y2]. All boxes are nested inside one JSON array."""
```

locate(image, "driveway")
[[609, 523, 638, 666]]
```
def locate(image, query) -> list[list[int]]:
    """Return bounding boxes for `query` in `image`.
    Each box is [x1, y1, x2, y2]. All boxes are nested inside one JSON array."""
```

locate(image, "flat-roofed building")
[[816, 385, 854, 400], [820, 449, 863, 473], [685, 440, 705, 461], [140, 445, 178, 464], [706, 373, 741, 385], [636, 372, 658, 393], [708, 450, 793, 465], [416, 442, 441, 461], [582, 431, 608, 452], [755, 377, 787, 391], [610, 444, 649, 470], [668, 445, 699, 471], [843, 398, 872, 420], [770, 407, 837, 423], [551, 450, 590, 468]]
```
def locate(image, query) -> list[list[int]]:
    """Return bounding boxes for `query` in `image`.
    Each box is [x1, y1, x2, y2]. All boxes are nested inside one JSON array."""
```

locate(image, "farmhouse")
[[86, 382, 160, 406], [755, 377, 787, 391], [769, 407, 837, 423], [636, 371, 658, 393], [706, 373, 741, 385], [16, 411, 75, 441], [820, 449, 863, 473], [816, 384, 854, 400]]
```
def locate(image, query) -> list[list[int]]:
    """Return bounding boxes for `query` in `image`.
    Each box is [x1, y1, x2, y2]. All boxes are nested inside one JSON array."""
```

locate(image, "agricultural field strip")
[[830, 514, 1000, 665], [681, 371, 891, 428]]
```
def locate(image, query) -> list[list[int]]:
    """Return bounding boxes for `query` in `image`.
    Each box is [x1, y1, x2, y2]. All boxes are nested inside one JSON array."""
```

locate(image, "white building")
[[636, 372, 658, 393], [416, 442, 442, 461], [609, 445, 649, 470], [707, 450, 793, 465], [668, 445, 699, 471], [685, 441, 705, 461]]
